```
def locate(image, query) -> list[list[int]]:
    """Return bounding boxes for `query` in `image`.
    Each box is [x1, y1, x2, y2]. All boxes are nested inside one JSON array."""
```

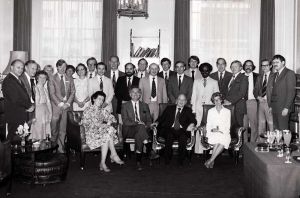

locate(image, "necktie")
[[99, 77, 103, 91], [178, 75, 182, 90], [165, 72, 168, 80], [127, 77, 132, 89], [228, 75, 235, 89], [30, 78, 35, 101], [140, 73, 143, 78], [112, 71, 116, 88], [60, 75, 66, 98], [191, 70, 195, 81], [174, 108, 181, 130], [134, 102, 140, 122], [203, 78, 207, 87], [261, 74, 267, 97], [151, 77, 156, 98], [274, 72, 279, 82], [90, 73, 93, 78]]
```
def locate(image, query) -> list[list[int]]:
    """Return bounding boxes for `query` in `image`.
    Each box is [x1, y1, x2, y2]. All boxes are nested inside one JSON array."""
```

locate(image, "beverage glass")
[[284, 147, 292, 164], [275, 130, 283, 149], [283, 130, 292, 147]]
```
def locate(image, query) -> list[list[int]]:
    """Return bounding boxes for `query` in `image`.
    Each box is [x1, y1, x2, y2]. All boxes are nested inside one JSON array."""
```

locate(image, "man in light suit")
[[191, 63, 219, 153], [48, 59, 75, 153], [167, 61, 194, 104], [136, 58, 149, 79], [254, 59, 275, 140], [121, 87, 158, 170], [88, 62, 114, 111], [2, 59, 34, 142], [210, 58, 232, 96], [224, 60, 248, 128], [184, 55, 202, 81], [86, 57, 97, 79], [270, 54, 296, 130], [139, 63, 168, 121]]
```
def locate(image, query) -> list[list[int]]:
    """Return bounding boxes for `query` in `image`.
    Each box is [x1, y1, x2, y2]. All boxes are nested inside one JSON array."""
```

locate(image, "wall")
[[117, 0, 175, 72], [0, 0, 14, 73]]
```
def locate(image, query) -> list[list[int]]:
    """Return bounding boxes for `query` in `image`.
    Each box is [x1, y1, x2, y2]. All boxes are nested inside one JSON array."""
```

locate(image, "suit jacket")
[[105, 70, 125, 85], [121, 101, 152, 127], [253, 72, 275, 106], [135, 71, 149, 79], [184, 68, 202, 80], [225, 72, 248, 114], [19, 72, 34, 102], [48, 73, 75, 115], [115, 75, 140, 114], [270, 67, 296, 113], [210, 71, 232, 96], [2, 73, 32, 131], [191, 77, 219, 113], [158, 70, 176, 80], [139, 76, 168, 104], [88, 75, 114, 98], [167, 74, 194, 104], [156, 105, 197, 131]]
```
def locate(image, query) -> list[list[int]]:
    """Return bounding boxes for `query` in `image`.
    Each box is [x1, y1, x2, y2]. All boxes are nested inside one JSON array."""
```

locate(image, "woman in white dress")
[[73, 63, 90, 111], [205, 92, 231, 168]]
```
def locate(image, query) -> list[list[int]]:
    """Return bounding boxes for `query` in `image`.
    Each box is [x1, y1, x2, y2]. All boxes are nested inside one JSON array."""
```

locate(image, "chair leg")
[[123, 142, 127, 159], [234, 150, 239, 165], [80, 152, 86, 170], [203, 150, 210, 160], [188, 150, 192, 165]]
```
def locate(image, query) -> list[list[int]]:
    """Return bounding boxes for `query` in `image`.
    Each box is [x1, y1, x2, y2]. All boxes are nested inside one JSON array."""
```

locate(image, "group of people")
[[2, 53, 296, 171]]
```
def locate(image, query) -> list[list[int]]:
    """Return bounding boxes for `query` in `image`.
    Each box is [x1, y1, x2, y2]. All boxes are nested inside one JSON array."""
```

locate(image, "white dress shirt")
[[24, 72, 36, 103], [137, 71, 146, 78], [111, 69, 119, 81], [177, 74, 184, 86], [87, 71, 96, 78], [149, 75, 158, 101], [262, 71, 270, 99], [131, 100, 140, 121], [163, 70, 170, 79], [245, 72, 255, 100], [172, 106, 183, 128]]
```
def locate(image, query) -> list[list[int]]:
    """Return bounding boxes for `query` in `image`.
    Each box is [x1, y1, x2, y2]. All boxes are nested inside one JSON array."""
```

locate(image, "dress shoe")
[[136, 162, 143, 171], [99, 163, 111, 172], [110, 155, 124, 165], [149, 151, 159, 160], [204, 160, 210, 169]]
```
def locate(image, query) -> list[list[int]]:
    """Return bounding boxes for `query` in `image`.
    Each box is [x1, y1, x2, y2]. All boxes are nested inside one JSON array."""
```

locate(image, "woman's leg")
[[209, 144, 224, 165], [100, 141, 109, 168], [108, 137, 124, 164]]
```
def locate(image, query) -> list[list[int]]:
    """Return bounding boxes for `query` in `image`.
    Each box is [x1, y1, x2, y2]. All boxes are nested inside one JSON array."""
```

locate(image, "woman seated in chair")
[[205, 92, 231, 168], [80, 91, 124, 172]]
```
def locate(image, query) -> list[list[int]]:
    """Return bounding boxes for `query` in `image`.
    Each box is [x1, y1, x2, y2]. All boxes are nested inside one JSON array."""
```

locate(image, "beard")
[[125, 72, 134, 77]]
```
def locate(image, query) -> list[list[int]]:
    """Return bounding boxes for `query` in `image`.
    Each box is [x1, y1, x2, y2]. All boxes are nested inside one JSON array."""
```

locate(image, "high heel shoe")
[[204, 160, 210, 169], [110, 155, 124, 165], [209, 161, 214, 168], [99, 163, 111, 172]]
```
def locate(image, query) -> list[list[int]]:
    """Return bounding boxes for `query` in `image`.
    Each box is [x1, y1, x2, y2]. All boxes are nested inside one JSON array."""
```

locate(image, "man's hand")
[[150, 122, 158, 129], [187, 123, 195, 131], [26, 105, 35, 112], [282, 108, 289, 116], [62, 103, 69, 110], [257, 96, 264, 102], [137, 121, 145, 125]]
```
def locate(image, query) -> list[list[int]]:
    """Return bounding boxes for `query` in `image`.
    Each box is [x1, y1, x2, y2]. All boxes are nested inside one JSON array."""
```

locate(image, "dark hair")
[[86, 57, 97, 66], [243, 60, 256, 71], [56, 59, 66, 67], [161, 57, 171, 65], [272, 54, 285, 62], [96, 62, 107, 71], [109, 55, 119, 62], [199, 62, 213, 72], [230, 60, 242, 68], [124, 62, 136, 70], [174, 60, 186, 68], [35, 70, 49, 81], [188, 55, 200, 65], [216, 57, 227, 65], [76, 63, 87, 75], [91, 91, 106, 105], [66, 65, 76, 73], [11, 59, 24, 66], [138, 58, 148, 66], [129, 86, 141, 93], [25, 60, 37, 67], [211, 92, 225, 104]]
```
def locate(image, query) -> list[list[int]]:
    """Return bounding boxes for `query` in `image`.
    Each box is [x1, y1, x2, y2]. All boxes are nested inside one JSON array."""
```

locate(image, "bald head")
[[149, 63, 160, 76], [10, 59, 25, 77], [176, 94, 187, 108]]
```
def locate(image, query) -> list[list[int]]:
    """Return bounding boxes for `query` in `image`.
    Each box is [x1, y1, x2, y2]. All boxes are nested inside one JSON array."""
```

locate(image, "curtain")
[[101, 0, 117, 70], [190, 0, 261, 69], [259, 0, 275, 66], [31, 0, 103, 68], [174, 0, 190, 63], [14, 0, 32, 58]]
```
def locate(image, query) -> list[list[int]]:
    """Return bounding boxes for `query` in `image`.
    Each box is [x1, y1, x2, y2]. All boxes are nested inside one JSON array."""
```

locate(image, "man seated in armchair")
[[152, 94, 197, 166], [121, 86, 158, 171]]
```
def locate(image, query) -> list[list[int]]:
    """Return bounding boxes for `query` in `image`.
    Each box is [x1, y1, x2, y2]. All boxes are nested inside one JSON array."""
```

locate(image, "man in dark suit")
[[270, 54, 296, 130], [115, 63, 140, 115], [254, 59, 275, 139], [153, 94, 197, 165], [224, 60, 248, 128], [158, 58, 176, 81], [167, 61, 193, 104], [243, 60, 259, 142], [210, 58, 232, 96], [2, 59, 34, 142], [121, 87, 158, 170]]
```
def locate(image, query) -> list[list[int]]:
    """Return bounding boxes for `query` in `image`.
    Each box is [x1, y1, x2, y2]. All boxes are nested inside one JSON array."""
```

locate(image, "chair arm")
[[152, 126, 165, 148], [233, 127, 246, 151], [186, 129, 196, 150], [199, 127, 213, 149]]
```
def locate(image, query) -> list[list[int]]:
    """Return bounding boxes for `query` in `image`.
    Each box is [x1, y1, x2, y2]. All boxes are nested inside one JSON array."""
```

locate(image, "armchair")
[[199, 104, 245, 164]]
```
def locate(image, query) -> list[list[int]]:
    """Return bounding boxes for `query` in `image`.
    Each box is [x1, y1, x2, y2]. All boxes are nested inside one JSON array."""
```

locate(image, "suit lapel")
[[10, 74, 29, 97], [128, 101, 136, 120], [276, 67, 287, 83]]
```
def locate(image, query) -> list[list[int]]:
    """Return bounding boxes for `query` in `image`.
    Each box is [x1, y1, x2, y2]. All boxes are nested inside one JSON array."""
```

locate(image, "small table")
[[244, 143, 300, 198]]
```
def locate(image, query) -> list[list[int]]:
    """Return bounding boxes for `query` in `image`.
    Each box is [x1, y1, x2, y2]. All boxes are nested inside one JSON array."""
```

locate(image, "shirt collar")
[[277, 67, 285, 75]]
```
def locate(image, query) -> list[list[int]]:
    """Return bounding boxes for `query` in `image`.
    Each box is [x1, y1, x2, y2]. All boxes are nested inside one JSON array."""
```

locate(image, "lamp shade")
[[2, 51, 29, 75]]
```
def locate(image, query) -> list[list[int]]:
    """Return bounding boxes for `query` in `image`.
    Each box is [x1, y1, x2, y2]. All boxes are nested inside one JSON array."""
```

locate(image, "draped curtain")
[[190, 0, 261, 69], [31, 0, 103, 68]]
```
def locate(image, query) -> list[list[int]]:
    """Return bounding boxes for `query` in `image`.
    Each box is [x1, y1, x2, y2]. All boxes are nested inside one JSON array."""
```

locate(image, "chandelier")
[[117, 0, 148, 19]]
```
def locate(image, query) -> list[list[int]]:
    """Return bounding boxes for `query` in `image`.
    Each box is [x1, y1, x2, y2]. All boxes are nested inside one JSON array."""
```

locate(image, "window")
[[32, 0, 103, 68], [190, 0, 261, 67]]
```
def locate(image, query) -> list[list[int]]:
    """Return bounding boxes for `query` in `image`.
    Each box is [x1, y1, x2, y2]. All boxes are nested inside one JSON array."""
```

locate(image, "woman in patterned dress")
[[80, 91, 124, 172]]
